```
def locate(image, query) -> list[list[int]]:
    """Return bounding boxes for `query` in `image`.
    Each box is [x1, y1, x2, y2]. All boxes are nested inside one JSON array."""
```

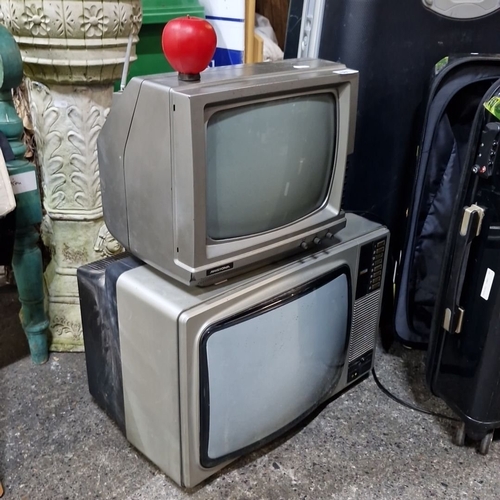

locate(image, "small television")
[[77, 214, 389, 488], [98, 58, 358, 286]]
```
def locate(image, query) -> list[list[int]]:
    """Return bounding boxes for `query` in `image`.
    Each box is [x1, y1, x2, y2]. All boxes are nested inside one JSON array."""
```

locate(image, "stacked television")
[[78, 58, 390, 488]]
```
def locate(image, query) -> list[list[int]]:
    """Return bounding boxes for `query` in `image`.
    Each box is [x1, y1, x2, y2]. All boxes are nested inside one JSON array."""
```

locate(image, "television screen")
[[200, 269, 348, 464], [206, 94, 336, 239]]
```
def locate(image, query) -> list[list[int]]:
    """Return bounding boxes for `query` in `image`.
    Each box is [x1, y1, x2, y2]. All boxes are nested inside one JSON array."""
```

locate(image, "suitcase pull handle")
[[443, 204, 485, 334], [460, 204, 485, 238]]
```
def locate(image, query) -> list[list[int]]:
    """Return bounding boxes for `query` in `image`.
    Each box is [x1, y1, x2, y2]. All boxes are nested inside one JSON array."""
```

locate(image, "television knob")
[[313, 237, 321, 245], [300, 241, 308, 250], [325, 232, 333, 239]]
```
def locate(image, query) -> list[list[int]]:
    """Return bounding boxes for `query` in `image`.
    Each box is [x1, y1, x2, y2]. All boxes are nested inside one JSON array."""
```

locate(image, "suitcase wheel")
[[455, 423, 466, 447], [454, 424, 494, 455], [479, 431, 494, 456]]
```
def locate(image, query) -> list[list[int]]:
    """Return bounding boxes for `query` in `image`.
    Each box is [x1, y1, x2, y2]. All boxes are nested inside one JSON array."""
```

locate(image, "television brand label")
[[206, 263, 234, 276]]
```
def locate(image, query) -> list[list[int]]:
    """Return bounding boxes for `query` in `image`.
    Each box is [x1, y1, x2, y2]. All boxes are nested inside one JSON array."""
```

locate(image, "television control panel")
[[299, 227, 338, 250], [347, 235, 388, 384], [355, 238, 387, 299], [348, 351, 374, 383]]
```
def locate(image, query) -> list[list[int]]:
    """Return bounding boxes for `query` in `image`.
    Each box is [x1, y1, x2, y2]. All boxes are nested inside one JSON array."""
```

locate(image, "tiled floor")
[[1, 296, 499, 499]]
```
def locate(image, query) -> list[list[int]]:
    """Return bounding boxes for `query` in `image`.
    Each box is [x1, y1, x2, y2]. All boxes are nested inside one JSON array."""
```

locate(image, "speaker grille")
[[348, 290, 380, 363]]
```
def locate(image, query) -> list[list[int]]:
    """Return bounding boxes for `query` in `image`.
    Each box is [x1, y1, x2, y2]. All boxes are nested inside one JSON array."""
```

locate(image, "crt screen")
[[203, 271, 348, 462], [206, 94, 336, 240]]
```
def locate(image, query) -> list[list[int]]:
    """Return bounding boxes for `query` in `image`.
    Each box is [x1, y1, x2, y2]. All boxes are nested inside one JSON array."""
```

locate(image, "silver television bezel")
[[170, 71, 357, 275]]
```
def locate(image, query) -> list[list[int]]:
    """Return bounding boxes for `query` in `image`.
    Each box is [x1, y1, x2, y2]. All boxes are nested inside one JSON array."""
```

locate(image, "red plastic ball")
[[161, 16, 217, 77]]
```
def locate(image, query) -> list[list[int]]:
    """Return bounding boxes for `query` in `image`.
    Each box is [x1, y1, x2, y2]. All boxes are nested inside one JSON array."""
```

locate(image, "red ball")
[[162, 16, 217, 77]]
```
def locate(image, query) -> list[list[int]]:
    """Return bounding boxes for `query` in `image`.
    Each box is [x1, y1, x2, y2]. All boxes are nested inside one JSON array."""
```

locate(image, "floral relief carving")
[[8, 1, 20, 32], [30, 84, 110, 212], [30, 82, 67, 209], [54, 3, 75, 37], [51, 316, 83, 340], [67, 104, 105, 209], [112, 4, 129, 36], [131, 3, 142, 35], [62, 242, 88, 263], [5, 1, 142, 84], [21, 4, 49, 35], [80, 5, 109, 37]]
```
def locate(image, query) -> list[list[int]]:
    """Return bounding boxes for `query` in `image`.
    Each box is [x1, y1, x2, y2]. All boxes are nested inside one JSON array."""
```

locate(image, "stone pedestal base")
[[42, 216, 119, 351]]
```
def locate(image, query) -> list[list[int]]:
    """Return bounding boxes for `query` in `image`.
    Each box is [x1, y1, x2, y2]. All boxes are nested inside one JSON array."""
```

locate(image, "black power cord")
[[371, 367, 460, 422]]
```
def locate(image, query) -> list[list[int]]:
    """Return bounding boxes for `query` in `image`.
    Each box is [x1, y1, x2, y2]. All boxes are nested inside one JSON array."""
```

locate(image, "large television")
[[98, 59, 358, 286], [77, 214, 389, 488]]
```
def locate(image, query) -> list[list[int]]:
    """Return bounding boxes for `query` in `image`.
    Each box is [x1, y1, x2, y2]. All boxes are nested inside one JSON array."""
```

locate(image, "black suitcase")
[[285, 1, 500, 345], [394, 55, 500, 347], [425, 78, 500, 455]]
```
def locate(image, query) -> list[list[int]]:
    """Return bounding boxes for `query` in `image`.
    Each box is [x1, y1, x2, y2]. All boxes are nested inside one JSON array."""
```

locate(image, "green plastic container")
[[117, 0, 205, 89]]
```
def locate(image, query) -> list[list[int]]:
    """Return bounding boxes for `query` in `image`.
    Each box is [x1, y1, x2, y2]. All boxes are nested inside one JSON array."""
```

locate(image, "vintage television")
[[98, 58, 358, 286], [77, 214, 389, 488]]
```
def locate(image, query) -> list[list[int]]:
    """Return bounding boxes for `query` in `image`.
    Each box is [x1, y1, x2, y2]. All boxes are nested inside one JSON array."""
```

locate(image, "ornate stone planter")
[[0, 0, 141, 351]]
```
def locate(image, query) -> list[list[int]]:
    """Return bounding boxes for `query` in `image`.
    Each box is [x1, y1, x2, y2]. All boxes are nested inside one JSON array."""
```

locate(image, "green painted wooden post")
[[0, 25, 49, 364]]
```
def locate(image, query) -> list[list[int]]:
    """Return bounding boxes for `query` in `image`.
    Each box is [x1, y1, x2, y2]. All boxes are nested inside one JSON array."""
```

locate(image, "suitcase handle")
[[442, 204, 485, 334]]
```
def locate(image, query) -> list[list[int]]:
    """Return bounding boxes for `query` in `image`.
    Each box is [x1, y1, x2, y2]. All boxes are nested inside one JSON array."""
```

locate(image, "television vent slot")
[[348, 290, 380, 363], [81, 252, 130, 271]]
